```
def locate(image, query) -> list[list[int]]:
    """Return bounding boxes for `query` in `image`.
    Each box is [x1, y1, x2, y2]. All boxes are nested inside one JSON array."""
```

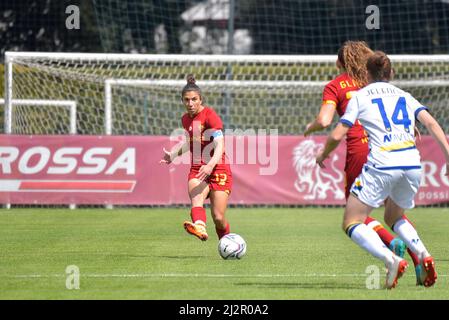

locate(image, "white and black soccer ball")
[[218, 233, 247, 260]]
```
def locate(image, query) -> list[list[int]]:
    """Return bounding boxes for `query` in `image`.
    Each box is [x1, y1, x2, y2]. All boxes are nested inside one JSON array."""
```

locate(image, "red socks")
[[364, 216, 394, 246], [191, 207, 206, 225], [216, 223, 230, 239], [365, 215, 420, 267], [191, 207, 230, 240]]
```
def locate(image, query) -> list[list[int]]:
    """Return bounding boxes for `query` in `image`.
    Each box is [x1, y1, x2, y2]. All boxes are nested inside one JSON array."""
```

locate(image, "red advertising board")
[[0, 134, 447, 205]]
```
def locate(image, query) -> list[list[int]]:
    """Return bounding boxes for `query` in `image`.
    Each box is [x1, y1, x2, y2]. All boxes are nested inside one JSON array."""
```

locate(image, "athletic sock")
[[365, 216, 395, 246], [401, 214, 421, 266], [190, 207, 206, 226], [392, 217, 429, 260], [216, 223, 230, 239], [347, 223, 394, 264]]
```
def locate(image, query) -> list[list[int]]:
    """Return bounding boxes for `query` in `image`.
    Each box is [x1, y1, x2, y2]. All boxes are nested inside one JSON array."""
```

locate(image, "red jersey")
[[322, 73, 368, 152], [181, 106, 228, 170]]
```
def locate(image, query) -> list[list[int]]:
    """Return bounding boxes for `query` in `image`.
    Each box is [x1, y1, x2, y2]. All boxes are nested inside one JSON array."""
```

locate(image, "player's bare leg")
[[210, 190, 230, 239], [184, 178, 210, 241], [342, 194, 372, 232]]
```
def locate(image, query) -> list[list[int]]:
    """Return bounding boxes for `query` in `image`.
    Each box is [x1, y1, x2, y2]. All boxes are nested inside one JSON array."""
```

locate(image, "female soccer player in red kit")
[[304, 41, 423, 285], [160, 75, 232, 241]]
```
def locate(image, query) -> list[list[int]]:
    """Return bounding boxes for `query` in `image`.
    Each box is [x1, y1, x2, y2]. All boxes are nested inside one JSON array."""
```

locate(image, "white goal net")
[[5, 52, 449, 136]]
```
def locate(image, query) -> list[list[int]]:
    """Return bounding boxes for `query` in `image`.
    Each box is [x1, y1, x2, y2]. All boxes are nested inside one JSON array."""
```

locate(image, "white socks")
[[349, 223, 394, 265], [393, 218, 429, 260]]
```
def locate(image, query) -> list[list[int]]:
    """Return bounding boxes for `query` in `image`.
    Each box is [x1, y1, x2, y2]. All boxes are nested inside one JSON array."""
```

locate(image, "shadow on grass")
[[156, 255, 205, 259], [235, 281, 364, 290]]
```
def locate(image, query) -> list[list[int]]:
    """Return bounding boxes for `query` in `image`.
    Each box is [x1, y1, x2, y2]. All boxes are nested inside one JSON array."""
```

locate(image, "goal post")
[[3, 51, 449, 207], [0, 98, 78, 209], [103, 77, 449, 136], [0, 99, 77, 135], [5, 51, 449, 137]]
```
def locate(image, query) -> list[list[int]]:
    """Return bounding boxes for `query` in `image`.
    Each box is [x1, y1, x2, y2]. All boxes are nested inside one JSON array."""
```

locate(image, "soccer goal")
[[0, 98, 77, 135], [3, 52, 449, 208], [4, 52, 449, 137]]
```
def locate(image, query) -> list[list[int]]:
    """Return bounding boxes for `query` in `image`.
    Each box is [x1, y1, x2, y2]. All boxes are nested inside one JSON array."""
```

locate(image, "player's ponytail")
[[182, 74, 202, 97], [186, 74, 196, 85], [366, 51, 392, 82]]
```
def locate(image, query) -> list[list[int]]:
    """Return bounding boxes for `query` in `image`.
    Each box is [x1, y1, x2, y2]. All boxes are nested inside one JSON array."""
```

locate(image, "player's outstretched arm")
[[417, 110, 449, 175], [159, 141, 189, 164], [316, 122, 349, 168], [304, 103, 336, 136]]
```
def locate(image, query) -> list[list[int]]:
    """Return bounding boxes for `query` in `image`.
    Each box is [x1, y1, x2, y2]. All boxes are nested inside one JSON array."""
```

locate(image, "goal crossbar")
[[104, 77, 449, 134], [6, 51, 449, 63], [0, 99, 77, 134]]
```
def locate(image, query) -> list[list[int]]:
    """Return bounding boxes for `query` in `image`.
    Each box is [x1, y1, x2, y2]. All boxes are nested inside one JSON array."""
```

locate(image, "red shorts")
[[188, 164, 232, 195], [344, 150, 368, 199]]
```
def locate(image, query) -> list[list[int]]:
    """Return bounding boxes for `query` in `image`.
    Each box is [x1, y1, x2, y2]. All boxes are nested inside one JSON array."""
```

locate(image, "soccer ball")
[[218, 233, 247, 260]]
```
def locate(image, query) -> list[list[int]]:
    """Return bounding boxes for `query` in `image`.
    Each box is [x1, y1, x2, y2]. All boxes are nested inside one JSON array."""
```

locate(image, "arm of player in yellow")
[[417, 109, 449, 175], [304, 101, 337, 136], [316, 122, 349, 168]]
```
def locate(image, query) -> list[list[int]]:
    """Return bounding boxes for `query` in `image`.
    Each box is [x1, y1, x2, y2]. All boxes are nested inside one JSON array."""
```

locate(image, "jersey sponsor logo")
[[383, 132, 414, 143], [292, 140, 344, 200]]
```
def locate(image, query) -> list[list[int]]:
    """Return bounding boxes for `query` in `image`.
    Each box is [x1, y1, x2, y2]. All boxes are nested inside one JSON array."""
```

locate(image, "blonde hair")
[[338, 41, 373, 87]]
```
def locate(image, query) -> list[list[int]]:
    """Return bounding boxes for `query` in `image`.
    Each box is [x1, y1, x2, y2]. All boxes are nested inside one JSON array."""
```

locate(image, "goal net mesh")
[[7, 54, 449, 136], [5, 53, 449, 207]]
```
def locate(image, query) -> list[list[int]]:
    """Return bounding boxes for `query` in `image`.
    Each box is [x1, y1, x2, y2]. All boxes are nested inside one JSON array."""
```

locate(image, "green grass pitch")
[[0, 207, 448, 300]]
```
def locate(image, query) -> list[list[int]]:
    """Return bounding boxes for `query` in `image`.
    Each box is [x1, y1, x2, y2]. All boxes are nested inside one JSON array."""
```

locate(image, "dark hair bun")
[[186, 74, 196, 85]]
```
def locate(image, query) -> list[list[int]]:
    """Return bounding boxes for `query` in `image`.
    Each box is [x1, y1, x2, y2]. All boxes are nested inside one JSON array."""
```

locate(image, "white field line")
[[8, 273, 449, 279]]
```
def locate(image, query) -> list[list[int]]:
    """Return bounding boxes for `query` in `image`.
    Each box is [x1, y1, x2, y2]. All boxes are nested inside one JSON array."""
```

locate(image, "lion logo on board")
[[292, 140, 344, 200]]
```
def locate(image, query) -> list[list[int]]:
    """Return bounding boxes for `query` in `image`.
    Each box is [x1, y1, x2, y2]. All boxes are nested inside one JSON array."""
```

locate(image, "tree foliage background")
[[0, 0, 448, 58], [0, 0, 102, 58], [238, 0, 449, 54]]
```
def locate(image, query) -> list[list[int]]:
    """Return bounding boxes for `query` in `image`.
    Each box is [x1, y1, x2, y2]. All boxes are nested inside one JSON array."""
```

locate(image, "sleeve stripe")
[[323, 100, 337, 106], [340, 119, 354, 127], [414, 106, 429, 119]]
